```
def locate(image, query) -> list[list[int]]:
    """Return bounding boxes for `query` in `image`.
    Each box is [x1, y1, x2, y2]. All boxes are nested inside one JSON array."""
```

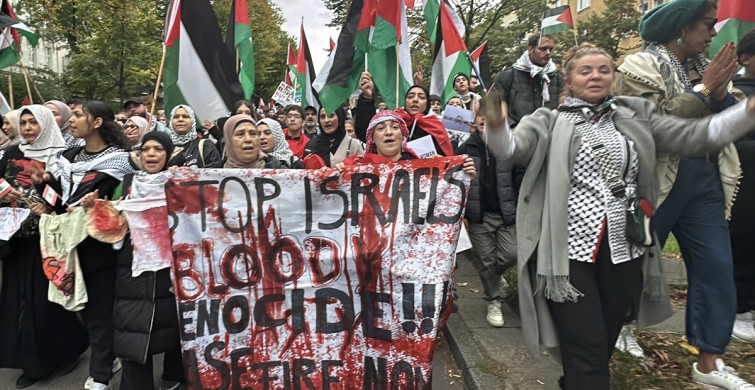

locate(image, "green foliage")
[[15, 0, 292, 106], [573, 0, 642, 60], [0, 68, 69, 106]]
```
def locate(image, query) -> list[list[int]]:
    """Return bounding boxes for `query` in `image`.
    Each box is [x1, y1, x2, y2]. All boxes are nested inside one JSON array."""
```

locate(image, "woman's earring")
[[676, 37, 683, 45]]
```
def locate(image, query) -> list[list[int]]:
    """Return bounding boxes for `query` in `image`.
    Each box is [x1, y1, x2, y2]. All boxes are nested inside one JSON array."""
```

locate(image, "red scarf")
[[395, 107, 454, 157]]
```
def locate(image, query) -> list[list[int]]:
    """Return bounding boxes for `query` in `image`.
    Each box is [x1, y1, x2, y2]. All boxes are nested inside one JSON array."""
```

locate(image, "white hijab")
[[17, 104, 66, 166]]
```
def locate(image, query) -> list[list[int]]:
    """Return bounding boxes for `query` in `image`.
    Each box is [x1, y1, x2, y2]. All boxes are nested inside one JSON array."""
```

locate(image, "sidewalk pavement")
[[443, 251, 688, 390]]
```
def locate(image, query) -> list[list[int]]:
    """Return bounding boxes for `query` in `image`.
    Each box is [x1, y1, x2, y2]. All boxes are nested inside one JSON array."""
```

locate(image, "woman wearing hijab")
[[302, 107, 364, 169], [257, 118, 303, 168], [123, 116, 149, 150], [3, 110, 21, 146], [0, 105, 88, 389], [165, 104, 221, 167], [613, 1, 750, 386], [36, 100, 135, 390], [45, 99, 84, 150], [207, 114, 281, 169], [355, 72, 454, 156], [91, 131, 184, 390]]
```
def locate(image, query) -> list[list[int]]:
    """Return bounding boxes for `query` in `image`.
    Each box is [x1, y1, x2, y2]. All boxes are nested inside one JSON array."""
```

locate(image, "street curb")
[[443, 313, 504, 390]]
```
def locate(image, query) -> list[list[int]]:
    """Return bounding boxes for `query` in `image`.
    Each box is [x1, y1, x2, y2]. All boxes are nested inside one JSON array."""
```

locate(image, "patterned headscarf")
[[168, 104, 198, 146], [257, 118, 298, 166], [17, 105, 66, 165], [365, 110, 412, 156]]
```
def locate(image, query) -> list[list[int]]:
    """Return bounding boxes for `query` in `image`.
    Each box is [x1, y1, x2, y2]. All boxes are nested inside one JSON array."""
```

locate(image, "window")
[[46, 47, 53, 69], [654, 0, 664, 7], [577, 0, 590, 11], [639, 2, 649, 14]]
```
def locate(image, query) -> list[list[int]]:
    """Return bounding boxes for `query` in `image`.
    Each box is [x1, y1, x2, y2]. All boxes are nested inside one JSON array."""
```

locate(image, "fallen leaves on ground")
[[611, 330, 755, 389]]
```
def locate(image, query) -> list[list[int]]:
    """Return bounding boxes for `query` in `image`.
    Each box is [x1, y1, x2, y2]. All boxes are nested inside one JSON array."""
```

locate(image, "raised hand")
[[359, 71, 375, 100], [702, 42, 739, 101]]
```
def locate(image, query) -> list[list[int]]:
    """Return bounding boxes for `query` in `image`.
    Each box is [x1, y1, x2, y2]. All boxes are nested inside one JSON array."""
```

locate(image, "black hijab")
[[404, 85, 431, 115], [140, 131, 174, 171], [308, 107, 346, 167]]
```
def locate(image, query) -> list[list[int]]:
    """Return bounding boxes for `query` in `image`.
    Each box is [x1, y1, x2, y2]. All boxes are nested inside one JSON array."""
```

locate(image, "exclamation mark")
[[420, 284, 436, 333], [402, 283, 415, 332]]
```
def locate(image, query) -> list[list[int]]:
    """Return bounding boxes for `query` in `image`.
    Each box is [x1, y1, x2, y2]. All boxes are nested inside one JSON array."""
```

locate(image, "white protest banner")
[[0, 207, 31, 240], [163, 157, 470, 389], [271, 82, 296, 106], [406, 135, 437, 159], [441, 105, 474, 133]]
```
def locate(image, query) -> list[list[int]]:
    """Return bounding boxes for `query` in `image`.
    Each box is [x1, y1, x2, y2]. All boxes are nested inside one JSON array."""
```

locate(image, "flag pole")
[[236, 48, 240, 74], [22, 69, 33, 104], [8, 75, 13, 108], [364, 52, 369, 72], [395, 45, 399, 110], [149, 47, 168, 128], [16, 55, 43, 103], [573, 29, 579, 46]]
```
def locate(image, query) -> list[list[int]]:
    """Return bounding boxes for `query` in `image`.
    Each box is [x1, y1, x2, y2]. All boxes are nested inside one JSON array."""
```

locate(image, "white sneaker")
[[84, 359, 121, 389], [692, 358, 755, 390], [486, 301, 504, 327], [732, 313, 755, 343], [615, 325, 644, 358], [89, 383, 111, 390]]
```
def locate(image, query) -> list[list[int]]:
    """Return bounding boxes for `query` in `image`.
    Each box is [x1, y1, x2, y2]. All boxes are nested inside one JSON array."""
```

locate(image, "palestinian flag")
[[163, 0, 243, 122], [313, 0, 366, 114], [355, 0, 401, 52], [296, 22, 320, 110], [541, 5, 574, 36], [257, 97, 266, 111], [0, 0, 38, 70], [368, 2, 412, 109], [711, 0, 755, 59], [226, 0, 255, 100], [430, 0, 471, 104], [424, 0, 465, 45], [285, 43, 296, 86], [469, 41, 490, 90]]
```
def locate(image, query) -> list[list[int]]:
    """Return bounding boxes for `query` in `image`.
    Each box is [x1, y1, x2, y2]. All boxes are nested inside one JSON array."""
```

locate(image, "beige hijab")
[[222, 114, 267, 169]]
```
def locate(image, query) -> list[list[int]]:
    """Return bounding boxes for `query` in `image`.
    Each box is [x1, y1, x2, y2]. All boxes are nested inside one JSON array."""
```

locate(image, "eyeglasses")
[[286, 114, 302, 119], [117, 118, 127, 124]]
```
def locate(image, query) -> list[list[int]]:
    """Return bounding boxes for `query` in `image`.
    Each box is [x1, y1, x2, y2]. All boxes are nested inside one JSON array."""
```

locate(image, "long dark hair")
[[232, 99, 258, 121], [82, 100, 128, 149]]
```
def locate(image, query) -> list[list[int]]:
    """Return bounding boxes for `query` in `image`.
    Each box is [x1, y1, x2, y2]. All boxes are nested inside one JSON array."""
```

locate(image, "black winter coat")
[[490, 67, 564, 127], [113, 175, 181, 364], [457, 132, 522, 226]]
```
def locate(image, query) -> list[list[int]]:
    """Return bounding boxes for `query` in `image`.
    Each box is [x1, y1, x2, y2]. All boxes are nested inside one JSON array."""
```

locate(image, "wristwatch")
[[693, 83, 712, 98]]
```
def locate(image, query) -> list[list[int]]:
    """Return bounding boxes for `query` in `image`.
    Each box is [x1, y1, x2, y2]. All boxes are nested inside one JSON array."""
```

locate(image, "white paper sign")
[[0, 207, 31, 240], [442, 105, 475, 132], [407, 135, 438, 159], [0, 178, 12, 198], [271, 82, 296, 106]]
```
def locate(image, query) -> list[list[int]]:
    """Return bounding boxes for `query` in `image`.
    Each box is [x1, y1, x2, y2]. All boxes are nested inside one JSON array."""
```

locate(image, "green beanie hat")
[[639, 0, 707, 43]]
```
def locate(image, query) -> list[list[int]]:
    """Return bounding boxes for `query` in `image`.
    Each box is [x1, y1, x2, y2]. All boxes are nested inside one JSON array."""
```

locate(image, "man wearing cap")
[[489, 33, 563, 128], [123, 97, 166, 133], [303, 105, 319, 137], [613, 1, 753, 389]]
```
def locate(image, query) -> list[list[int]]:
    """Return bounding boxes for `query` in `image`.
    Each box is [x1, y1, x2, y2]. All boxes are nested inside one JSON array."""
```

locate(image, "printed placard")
[[441, 105, 475, 133], [406, 135, 438, 159]]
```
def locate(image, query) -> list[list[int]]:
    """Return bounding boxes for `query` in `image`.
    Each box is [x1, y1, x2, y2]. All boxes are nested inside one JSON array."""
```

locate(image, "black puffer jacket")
[[490, 67, 564, 127], [457, 132, 522, 226], [113, 176, 180, 364]]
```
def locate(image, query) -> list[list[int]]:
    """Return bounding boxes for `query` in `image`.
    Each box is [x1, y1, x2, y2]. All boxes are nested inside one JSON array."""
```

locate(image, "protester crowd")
[[1, 0, 755, 389]]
